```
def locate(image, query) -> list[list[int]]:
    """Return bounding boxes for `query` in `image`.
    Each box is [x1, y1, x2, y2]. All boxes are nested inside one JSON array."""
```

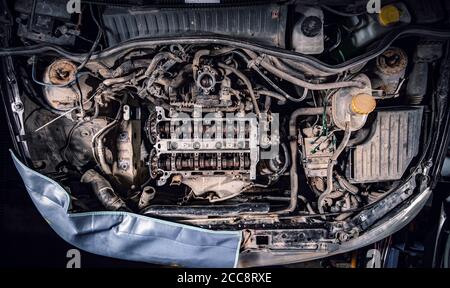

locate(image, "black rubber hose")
[[269, 55, 307, 80], [3, 27, 448, 74], [276, 106, 330, 214], [217, 62, 261, 116], [144, 52, 179, 76], [2, 27, 449, 75], [275, 142, 291, 176], [245, 49, 364, 90], [112, 59, 151, 77], [347, 127, 370, 147], [336, 173, 359, 194], [76, 4, 103, 72], [81, 169, 131, 212], [257, 90, 287, 105], [231, 50, 305, 102]]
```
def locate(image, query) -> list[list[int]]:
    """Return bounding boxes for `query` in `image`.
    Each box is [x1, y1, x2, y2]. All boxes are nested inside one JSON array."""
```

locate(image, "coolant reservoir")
[[351, 3, 411, 49], [291, 6, 324, 54], [332, 74, 375, 131]]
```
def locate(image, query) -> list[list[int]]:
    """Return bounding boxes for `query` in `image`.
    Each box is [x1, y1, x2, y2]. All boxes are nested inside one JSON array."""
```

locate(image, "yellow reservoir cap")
[[351, 93, 376, 115], [379, 4, 401, 26]]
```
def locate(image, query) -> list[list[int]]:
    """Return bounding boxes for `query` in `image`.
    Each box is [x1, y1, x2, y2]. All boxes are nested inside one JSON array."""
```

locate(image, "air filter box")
[[347, 107, 423, 183]]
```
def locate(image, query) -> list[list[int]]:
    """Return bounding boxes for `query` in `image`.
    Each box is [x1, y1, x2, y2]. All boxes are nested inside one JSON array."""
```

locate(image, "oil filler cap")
[[351, 93, 376, 115], [378, 5, 400, 26]]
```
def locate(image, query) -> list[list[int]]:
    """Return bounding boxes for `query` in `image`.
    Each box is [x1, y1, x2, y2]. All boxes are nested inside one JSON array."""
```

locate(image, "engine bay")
[[2, 0, 450, 254]]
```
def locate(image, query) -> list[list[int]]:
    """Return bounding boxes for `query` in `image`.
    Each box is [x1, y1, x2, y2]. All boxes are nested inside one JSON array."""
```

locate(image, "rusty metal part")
[[138, 186, 156, 210], [374, 47, 408, 95], [112, 118, 143, 187], [47, 59, 77, 85], [376, 47, 408, 75], [43, 59, 92, 111], [183, 176, 250, 202], [141, 203, 270, 219]]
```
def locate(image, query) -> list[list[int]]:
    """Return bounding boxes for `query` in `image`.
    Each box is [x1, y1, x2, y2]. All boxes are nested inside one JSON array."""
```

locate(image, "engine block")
[[147, 106, 260, 187]]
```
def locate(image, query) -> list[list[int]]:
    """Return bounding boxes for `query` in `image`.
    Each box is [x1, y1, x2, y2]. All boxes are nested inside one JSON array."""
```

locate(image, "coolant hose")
[[244, 50, 364, 90], [318, 123, 352, 218], [144, 52, 180, 76], [276, 106, 330, 214], [336, 173, 359, 194], [257, 90, 287, 105], [193, 47, 235, 80], [81, 169, 131, 212], [217, 62, 261, 116]]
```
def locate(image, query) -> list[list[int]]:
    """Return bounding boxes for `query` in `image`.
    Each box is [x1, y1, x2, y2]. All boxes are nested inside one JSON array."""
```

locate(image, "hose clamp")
[[248, 54, 266, 69]]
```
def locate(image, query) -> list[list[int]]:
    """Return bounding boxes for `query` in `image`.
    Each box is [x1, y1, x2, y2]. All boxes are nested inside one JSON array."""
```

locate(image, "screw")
[[119, 132, 128, 141], [80, 130, 90, 137], [120, 162, 129, 171], [13, 102, 23, 111]]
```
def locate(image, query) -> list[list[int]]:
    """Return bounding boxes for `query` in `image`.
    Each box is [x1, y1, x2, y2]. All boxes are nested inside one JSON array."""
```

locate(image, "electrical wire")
[[76, 4, 104, 72], [29, 4, 104, 89], [34, 92, 97, 132], [30, 56, 90, 88], [321, 5, 366, 17], [75, 77, 85, 117], [60, 120, 85, 162]]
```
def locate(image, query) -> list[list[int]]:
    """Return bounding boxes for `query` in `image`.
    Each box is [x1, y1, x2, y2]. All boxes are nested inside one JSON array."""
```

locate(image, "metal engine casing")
[[147, 106, 260, 201]]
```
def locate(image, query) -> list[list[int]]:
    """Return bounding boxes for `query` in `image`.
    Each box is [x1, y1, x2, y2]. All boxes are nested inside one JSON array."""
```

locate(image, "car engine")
[[2, 0, 450, 261], [26, 41, 429, 219]]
